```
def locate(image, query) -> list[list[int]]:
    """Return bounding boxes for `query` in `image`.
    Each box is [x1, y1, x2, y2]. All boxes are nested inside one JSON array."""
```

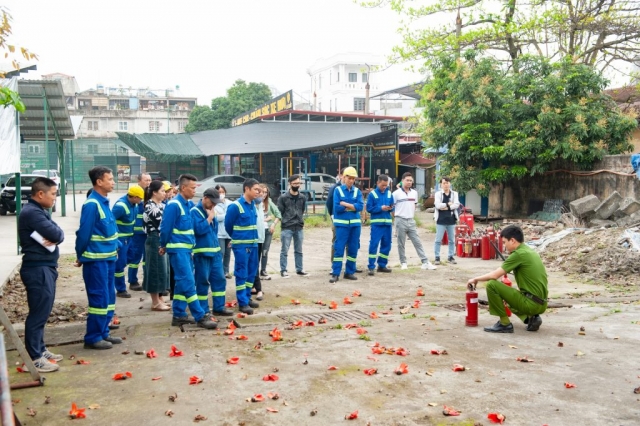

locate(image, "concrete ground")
[[2, 196, 640, 425]]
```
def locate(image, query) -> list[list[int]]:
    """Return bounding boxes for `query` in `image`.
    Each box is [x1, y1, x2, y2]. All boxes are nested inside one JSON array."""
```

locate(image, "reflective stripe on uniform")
[[87, 307, 108, 315], [115, 201, 131, 215], [173, 294, 186, 302], [166, 243, 194, 249], [133, 227, 144, 231], [114, 272, 125, 277], [370, 219, 393, 224], [370, 191, 378, 199], [168, 199, 185, 215], [128, 263, 139, 268], [211, 291, 225, 297], [333, 257, 344, 262], [84, 199, 106, 219], [116, 220, 135, 226], [346, 256, 357, 262], [197, 295, 208, 301], [81, 250, 118, 259], [333, 219, 349, 225], [107, 304, 115, 312], [191, 207, 205, 218], [90, 234, 118, 242], [173, 229, 194, 235], [232, 200, 245, 214], [231, 239, 258, 244], [118, 232, 133, 237], [336, 187, 345, 197], [235, 284, 246, 291], [233, 225, 257, 231], [192, 247, 221, 254], [186, 295, 198, 303], [368, 254, 377, 258], [378, 253, 389, 259]]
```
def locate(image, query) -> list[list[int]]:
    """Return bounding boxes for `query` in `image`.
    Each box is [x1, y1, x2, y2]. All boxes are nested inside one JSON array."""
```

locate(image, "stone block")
[[569, 195, 600, 218], [594, 191, 623, 220], [588, 219, 616, 228], [617, 197, 640, 216], [616, 211, 640, 228]]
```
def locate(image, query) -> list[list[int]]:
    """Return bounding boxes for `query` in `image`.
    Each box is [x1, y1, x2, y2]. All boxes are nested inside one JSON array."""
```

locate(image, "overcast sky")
[[4, 0, 427, 104]]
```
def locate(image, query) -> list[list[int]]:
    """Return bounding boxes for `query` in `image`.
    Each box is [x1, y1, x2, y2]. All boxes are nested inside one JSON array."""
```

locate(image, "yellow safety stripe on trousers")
[[211, 291, 225, 297], [115, 201, 131, 215], [114, 272, 125, 277], [370, 219, 393, 224], [333, 219, 349, 225], [84, 199, 106, 219], [192, 247, 221, 253], [166, 243, 194, 249], [173, 229, 194, 235], [87, 307, 108, 315], [232, 200, 245, 214], [186, 295, 198, 303], [116, 219, 135, 226], [231, 239, 258, 244], [133, 227, 144, 231], [168, 199, 186, 215], [197, 295, 209, 301], [191, 207, 205, 218], [333, 257, 344, 262], [81, 250, 118, 259], [137, 214, 143, 218], [90, 234, 118, 242], [378, 253, 389, 259], [368, 254, 377, 258], [233, 225, 257, 231], [118, 232, 133, 238], [173, 294, 186, 301], [107, 304, 115, 311], [128, 263, 139, 268], [235, 284, 246, 291], [346, 256, 357, 262]]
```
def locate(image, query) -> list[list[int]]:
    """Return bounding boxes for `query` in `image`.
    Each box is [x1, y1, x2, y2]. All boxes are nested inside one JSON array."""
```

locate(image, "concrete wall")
[[488, 154, 640, 217]]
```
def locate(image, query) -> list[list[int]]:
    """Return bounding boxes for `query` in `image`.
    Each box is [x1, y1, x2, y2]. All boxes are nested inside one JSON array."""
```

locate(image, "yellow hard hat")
[[343, 167, 358, 178], [128, 185, 144, 199], [162, 181, 172, 191]]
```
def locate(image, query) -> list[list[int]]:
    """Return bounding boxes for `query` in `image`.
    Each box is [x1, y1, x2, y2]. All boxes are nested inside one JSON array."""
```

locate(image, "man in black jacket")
[[277, 174, 309, 278], [18, 177, 65, 372]]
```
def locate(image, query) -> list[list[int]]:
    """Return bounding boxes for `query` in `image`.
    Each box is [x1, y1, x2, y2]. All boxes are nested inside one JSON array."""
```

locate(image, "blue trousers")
[[193, 253, 226, 313], [83, 261, 115, 344], [114, 239, 129, 293], [20, 265, 57, 360], [232, 246, 258, 307], [280, 228, 304, 273], [332, 226, 361, 276], [434, 224, 456, 259], [127, 233, 146, 284], [169, 252, 204, 321], [368, 225, 392, 269]]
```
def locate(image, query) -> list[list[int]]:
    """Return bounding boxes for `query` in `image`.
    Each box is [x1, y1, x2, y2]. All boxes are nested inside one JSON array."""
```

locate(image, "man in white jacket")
[[433, 177, 460, 265]]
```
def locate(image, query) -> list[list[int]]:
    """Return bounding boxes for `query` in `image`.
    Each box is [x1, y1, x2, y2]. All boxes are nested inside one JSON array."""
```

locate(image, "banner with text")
[[231, 90, 293, 127]]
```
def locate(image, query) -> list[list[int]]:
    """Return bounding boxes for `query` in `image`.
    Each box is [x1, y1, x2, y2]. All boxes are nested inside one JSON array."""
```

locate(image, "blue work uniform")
[[224, 196, 258, 307], [366, 187, 394, 269], [160, 194, 205, 322], [191, 201, 226, 314], [332, 184, 364, 276], [75, 191, 120, 345], [112, 195, 137, 293], [127, 202, 146, 286]]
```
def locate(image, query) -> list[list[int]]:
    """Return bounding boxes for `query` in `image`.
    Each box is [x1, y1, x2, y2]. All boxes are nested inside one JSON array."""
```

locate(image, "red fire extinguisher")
[[487, 229, 496, 259], [466, 283, 478, 327], [457, 237, 464, 258], [501, 275, 512, 317], [481, 234, 490, 260], [459, 205, 474, 233], [459, 237, 467, 258], [471, 237, 480, 258], [497, 230, 503, 256]]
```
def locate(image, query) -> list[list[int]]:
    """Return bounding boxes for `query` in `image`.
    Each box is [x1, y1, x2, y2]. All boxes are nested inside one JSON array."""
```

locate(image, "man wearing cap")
[[127, 173, 151, 291], [191, 188, 233, 317], [112, 185, 144, 298], [330, 167, 363, 283]]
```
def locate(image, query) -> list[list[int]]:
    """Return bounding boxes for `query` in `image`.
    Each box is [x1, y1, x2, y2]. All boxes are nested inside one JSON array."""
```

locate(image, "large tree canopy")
[[365, 0, 640, 75], [185, 80, 272, 132], [420, 51, 637, 195]]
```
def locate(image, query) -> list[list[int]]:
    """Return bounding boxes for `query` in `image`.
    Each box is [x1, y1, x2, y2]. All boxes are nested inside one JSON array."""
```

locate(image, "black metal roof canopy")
[[370, 83, 425, 100], [190, 121, 395, 156], [17, 80, 75, 141]]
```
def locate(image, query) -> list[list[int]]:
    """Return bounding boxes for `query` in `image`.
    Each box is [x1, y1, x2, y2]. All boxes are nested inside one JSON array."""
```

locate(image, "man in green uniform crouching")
[[467, 225, 548, 333]]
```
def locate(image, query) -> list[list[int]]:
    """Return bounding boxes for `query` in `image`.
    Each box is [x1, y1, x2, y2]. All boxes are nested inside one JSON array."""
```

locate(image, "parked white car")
[[32, 169, 67, 195], [305, 173, 337, 200], [194, 175, 247, 201]]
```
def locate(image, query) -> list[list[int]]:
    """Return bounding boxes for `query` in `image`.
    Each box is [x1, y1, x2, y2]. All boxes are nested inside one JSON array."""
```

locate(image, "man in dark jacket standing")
[[277, 174, 309, 278], [18, 177, 65, 372]]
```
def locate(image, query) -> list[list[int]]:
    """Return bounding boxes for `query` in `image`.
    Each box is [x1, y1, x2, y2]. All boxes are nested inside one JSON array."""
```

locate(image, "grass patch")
[[304, 215, 332, 228], [425, 224, 436, 233]]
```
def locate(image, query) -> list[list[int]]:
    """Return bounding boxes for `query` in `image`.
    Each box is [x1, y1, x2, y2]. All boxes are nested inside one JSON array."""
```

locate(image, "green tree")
[[364, 0, 640, 74], [185, 80, 272, 132], [420, 52, 637, 195]]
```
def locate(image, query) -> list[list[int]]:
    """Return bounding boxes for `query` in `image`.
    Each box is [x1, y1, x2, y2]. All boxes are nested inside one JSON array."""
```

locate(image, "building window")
[[119, 147, 128, 154], [348, 73, 357, 83], [87, 120, 99, 131], [118, 121, 128, 131], [362, 73, 368, 83], [178, 121, 187, 132], [149, 121, 160, 132], [28, 145, 40, 154], [354, 97, 365, 111], [88, 144, 98, 154]]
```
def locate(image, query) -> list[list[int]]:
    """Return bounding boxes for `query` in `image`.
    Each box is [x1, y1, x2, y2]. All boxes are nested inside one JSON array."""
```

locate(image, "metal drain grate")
[[277, 310, 371, 323]]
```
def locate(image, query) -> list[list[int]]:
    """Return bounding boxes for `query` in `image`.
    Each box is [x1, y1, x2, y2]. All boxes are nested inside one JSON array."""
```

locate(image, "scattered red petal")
[[237, 313, 247, 318], [270, 327, 283, 342], [226, 357, 240, 364], [329, 301, 338, 310], [356, 328, 367, 335], [443, 405, 460, 416], [169, 345, 184, 357], [113, 371, 133, 381], [16, 366, 26, 373], [381, 311, 391, 315], [395, 348, 408, 356], [126, 371, 132, 378], [228, 322, 237, 331], [371, 347, 385, 355], [327, 366, 339, 370], [345, 410, 358, 420], [416, 288, 425, 297], [262, 374, 279, 382], [352, 290, 361, 297], [516, 357, 534, 363], [236, 335, 249, 340], [112, 315, 121, 325], [363, 368, 378, 375], [151, 376, 162, 381], [266, 407, 279, 413], [318, 318, 327, 324], [251, 394, 265, 402], [146, 349, 157, 359], [223, 329, 235, 336], [370, 312, 379, 319], [366, 356, 379, 362], [343, 297, 353, 305], [267, 392, 280, 400], [69, 402, 86, 419], [315, 300, 326, 306], [291, 299, 301, 305], [291, 320, 304, 328], [394, 362, 409, 375], [430, 349, 448, 355], [225, 300, 238, 308], [75, 359, 90, 365], [344, 323, 358, 329], [305, 321, 315, 326], [487, 412, 506, 424], [412, 300, 421, 309], [564, 382, 576, 388], [189, 375, 203, 385], [253, 342, 263, 350], [452, 364, 466, 372]]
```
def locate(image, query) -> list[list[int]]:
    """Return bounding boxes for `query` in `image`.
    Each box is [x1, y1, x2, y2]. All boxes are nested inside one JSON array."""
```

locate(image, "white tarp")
[[0, 77, 20, 174]]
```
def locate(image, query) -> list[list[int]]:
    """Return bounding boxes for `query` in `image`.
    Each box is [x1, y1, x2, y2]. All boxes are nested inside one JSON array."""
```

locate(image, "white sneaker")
[[43, 350, 64, 362], [401, 263, 408, 270], [24, 357, 60, 373], [421, 262, 437, 270]]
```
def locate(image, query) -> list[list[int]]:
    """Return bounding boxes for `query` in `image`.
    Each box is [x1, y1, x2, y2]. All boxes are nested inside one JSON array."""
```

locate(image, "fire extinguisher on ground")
[[466, 282, 478, 327], [501, 275, 512, 317]]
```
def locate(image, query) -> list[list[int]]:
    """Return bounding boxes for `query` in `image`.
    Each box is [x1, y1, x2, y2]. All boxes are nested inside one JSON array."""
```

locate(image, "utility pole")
[[364, 63, 371, 114]]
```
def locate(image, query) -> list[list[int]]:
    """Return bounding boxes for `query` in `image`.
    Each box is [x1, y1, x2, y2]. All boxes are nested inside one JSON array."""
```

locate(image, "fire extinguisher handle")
[[467, 282, 476, 291]]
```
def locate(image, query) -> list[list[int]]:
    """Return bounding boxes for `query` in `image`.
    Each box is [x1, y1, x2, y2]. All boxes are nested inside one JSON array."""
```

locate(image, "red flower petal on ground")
[[344, 323, 357, 329], [487, 412, 506, 424], [291, 299, 301, 305], [270, 327, 283, 341], [228, 322, 237, 330], [223, 329, 234, 336], [113, 372, 132, 381], [251, 394, 264, 402], [112, 315, 121, 325], [412, 300, 421, 309], [125, 371, 132, 378], [345, 410, 358, 420], [443, 405, 460, 416], [318, 318, 327, 324], [169, 345, 183, 357], [75, 359, 90, 365], [564, 382, 576, 388], [431, 349, 448, 355], [266, 407, 279, 413], [292, 320, 304, 328], [267, 392, 280, 400], [370, 312, 379, 319], [329, 301, 338, 309], [363, 368, 378, 375], [151, 376, 162, 381], [226, 357, 240, 364], [452, 364, 466, 372], [327, 366, 338, 370], [395, 348, 408, 356], [394, 362, 409, 375], [305, 321, 315, 326], [356, 328, 367, 335], [235, 335, 249, 340], [69, 402, 86, 419], [236, 313, 247, 318], [225, 300, 237, 308], [343, 297, 353, 305], [352, 290, 361, 297], [371, 347, 385, 355], [416, 288, 425, 296], [262, 374, 279, 382], [189, 375, 203, 385], [315, 300, 326, 306], [366, 356, 379, 362], [146, 349, 157, 358]]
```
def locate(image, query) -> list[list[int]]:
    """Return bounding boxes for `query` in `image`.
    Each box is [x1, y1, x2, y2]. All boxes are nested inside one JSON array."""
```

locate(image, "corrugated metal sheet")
[[17, 80, 75, 140]]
